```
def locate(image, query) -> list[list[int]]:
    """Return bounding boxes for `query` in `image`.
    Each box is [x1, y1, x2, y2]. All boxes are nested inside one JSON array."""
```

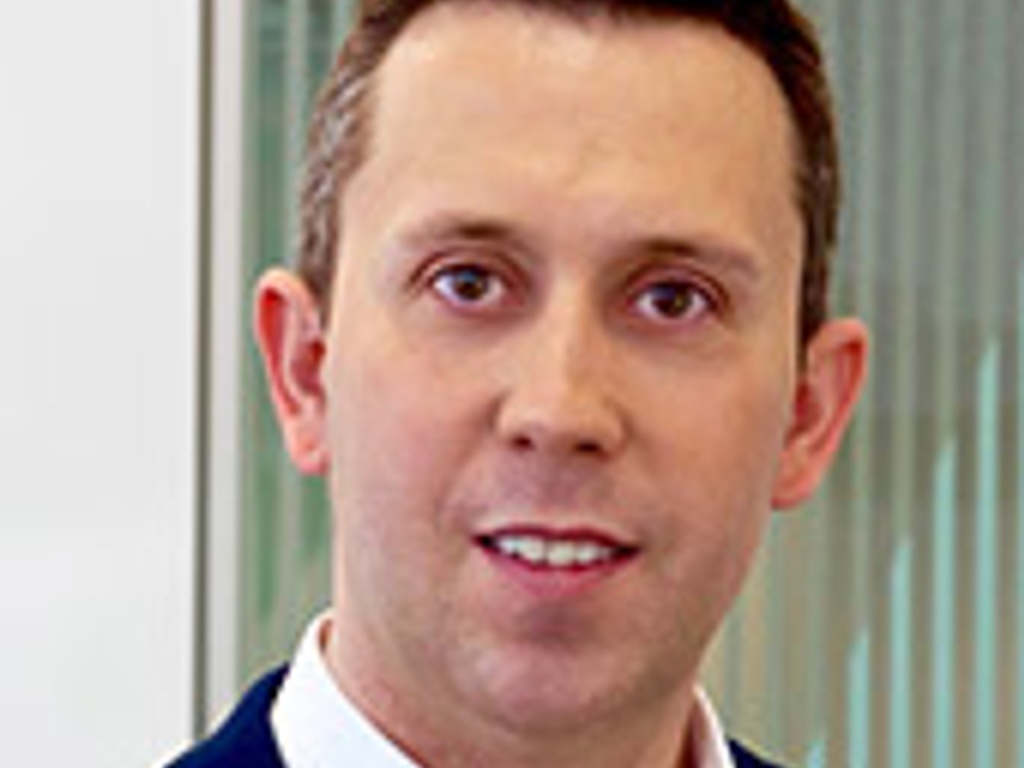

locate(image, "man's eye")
[[634, 281, 712, 323], [430, 263, 508, 308]]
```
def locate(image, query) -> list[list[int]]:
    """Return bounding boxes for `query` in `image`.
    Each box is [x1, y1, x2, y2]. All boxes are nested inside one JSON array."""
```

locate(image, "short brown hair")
[[298, 0, 839, 344]]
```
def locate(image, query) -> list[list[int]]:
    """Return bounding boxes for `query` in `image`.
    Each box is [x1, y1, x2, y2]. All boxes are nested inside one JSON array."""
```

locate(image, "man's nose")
[[494, 303, 627, 459]]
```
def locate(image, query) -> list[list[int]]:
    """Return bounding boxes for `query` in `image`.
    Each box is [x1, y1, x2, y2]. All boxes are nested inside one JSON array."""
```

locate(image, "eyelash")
[[629, 278, 719, 325], [422, 258, 721, 327], [426, 261, 516, 312]]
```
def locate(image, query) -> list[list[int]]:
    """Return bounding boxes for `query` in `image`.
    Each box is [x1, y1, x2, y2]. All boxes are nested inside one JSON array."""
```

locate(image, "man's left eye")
[[633, 281, 713, 323], [429, 263, 508, 308]]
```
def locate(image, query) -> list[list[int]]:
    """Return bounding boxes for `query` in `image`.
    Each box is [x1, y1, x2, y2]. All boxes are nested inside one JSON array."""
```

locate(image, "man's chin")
[[454, 644, 680, 737]]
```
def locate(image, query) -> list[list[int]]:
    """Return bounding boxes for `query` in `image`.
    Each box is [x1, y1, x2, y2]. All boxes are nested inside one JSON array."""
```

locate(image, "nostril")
[[503, 427, 612, 456], [506, 433, 603, 455], [497, 397, 625, 457], [510, 434, 534, 452], [575, 439, 603, 455]]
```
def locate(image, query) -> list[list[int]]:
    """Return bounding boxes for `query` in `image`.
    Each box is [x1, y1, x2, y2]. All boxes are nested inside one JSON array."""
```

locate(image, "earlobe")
[[253, 268, 330, 475], [772, 318, 869, 509]]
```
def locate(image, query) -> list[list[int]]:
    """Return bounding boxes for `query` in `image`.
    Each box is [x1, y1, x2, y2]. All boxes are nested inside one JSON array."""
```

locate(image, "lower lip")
[[477, 543, 636, 600]]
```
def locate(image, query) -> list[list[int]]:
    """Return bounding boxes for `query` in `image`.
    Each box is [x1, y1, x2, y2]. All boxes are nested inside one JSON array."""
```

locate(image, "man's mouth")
[[476, 529, 637, 571]]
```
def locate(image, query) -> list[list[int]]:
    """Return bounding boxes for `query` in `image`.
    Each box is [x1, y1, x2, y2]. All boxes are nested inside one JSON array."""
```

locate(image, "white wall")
[[0, 2, 199, 765]]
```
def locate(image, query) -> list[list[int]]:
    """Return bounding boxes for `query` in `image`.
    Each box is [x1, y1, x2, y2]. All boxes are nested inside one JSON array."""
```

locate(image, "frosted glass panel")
[[238, 0, 342, 680], [705, 0, 1023, 764]]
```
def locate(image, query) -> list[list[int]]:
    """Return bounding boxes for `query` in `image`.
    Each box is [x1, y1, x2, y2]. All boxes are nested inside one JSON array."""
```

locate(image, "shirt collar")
[[271, 613, 420, 768], [688, 686, 736, 768], [271, 612, 735, 768]]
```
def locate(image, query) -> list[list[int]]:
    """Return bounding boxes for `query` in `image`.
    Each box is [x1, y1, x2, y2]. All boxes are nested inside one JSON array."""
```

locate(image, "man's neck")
[[353, 685, 696, 768], [324, 622, 699, 768]]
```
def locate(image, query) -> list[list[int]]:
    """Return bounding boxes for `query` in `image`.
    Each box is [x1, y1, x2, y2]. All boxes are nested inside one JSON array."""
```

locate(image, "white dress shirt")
[[272, 613, 735, 768]]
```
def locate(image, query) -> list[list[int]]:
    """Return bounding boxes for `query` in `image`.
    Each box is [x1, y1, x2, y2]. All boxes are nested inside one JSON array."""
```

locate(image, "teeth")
[[491, 534, 617, 568]]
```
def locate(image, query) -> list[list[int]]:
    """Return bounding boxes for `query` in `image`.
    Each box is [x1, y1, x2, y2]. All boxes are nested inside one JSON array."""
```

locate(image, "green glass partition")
[[237, 0, 349, 678], [231, 1, 1024, 764]]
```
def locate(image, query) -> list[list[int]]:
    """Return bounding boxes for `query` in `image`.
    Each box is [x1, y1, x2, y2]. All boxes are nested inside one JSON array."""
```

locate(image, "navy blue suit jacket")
[[167, 668, 785, 768]]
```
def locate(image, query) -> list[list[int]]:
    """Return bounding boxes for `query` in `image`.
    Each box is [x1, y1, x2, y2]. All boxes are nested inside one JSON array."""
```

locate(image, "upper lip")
[[474, 523, 639, 553]]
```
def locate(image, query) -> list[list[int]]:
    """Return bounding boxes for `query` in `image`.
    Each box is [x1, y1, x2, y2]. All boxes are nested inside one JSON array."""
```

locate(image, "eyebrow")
[[393, 212, 535, 256], [625, 234, 765, 287], [392, 210, 765, 285]]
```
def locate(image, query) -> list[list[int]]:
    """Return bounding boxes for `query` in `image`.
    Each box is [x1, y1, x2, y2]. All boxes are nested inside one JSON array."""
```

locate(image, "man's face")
[[260, 2, 862, 749]]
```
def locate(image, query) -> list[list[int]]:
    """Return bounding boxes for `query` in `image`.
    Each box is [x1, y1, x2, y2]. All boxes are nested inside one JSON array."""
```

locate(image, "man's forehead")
[[349, 1, 801, 268], [371, 1, 792, 161]]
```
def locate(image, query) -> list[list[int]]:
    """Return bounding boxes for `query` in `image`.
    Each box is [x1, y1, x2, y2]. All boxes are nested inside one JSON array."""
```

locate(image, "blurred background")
[[0, 0, 1020, 765]]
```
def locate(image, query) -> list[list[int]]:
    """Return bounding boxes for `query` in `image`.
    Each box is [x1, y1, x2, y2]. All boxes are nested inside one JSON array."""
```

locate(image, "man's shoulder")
[[728, 737, 789, 768], [164, 667, 288, 768]]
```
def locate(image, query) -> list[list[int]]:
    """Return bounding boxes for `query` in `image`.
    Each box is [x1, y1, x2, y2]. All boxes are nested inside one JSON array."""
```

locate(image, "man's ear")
[[772, 318, 869, 509], [253, 268, 329, 475]]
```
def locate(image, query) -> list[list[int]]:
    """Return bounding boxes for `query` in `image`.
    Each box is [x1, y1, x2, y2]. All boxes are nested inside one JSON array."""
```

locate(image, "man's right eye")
[[429, 263, 510, 310]]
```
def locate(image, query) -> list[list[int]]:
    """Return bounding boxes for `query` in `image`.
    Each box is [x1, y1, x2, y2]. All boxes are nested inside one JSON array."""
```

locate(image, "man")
[[171, 0, 867, 766]]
